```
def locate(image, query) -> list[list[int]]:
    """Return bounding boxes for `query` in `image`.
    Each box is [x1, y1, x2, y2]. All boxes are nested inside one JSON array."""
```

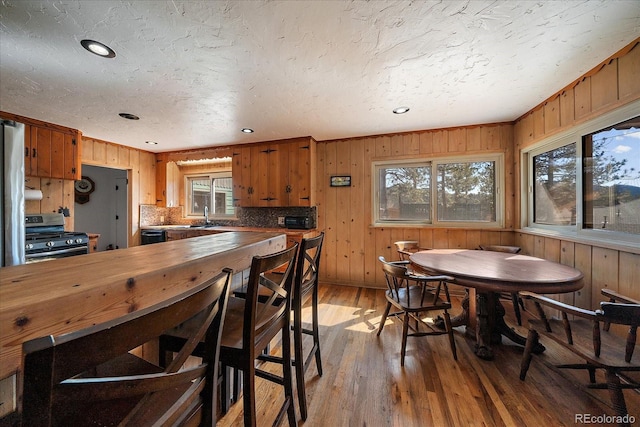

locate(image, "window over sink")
[[185, 172, 235, 219]]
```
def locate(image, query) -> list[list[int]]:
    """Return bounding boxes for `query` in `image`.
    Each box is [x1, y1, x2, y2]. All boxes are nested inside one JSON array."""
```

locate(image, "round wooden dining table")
[[410, 249, 584, 360]]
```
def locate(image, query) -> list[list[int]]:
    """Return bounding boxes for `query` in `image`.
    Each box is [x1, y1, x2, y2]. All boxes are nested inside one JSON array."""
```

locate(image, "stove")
[[25, 213, 89, 263]]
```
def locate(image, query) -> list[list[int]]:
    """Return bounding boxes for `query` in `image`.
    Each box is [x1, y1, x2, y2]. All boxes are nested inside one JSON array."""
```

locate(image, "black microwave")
[[284, 216, 312, 229]]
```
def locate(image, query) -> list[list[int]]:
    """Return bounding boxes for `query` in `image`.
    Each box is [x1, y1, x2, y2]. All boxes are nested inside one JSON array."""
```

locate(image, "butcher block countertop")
[[0, 231, 286, 380]]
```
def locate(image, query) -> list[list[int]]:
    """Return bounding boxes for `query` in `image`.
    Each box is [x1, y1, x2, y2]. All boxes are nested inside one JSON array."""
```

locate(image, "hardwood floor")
[[216, 284, 640, 426]]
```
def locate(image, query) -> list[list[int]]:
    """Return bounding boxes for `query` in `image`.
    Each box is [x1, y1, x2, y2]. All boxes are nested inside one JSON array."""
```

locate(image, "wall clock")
[[75, 176, 95, 204]]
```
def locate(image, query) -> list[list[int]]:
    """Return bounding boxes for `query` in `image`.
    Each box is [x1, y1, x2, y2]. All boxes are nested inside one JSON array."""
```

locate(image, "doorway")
[[75, 165, 129, 251]]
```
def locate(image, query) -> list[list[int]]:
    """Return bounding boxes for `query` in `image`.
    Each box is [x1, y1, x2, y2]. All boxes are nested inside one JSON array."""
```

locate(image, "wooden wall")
[[316, 38, 640, 294], [81, 136, 157, 246], [316, 124, 516, 289], [513, 39, 640, 308]]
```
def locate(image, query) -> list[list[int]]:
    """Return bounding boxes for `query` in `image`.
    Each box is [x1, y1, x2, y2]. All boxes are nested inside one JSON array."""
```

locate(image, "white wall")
[[74, 165, 128, 251]]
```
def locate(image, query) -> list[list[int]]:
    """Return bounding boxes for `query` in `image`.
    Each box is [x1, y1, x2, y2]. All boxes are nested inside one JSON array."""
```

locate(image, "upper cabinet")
[[155, 153, 180, 207], [25, 125, 81, 180], [1, 111, 82, 180], [232, 137, 316, 207]]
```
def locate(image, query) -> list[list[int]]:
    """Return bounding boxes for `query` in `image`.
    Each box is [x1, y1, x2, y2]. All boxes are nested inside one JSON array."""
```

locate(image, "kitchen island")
[[0, 231, 286, 416]]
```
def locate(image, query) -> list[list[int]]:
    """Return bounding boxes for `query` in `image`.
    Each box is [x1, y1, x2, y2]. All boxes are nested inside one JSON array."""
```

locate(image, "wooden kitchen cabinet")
[[0, 112, 82, 180], [165, 229, 188, 241], [27, 125, 81, 180], [87, 233, 100, 253], [232, 136, 316, 207], [155, 154, 180, 207]]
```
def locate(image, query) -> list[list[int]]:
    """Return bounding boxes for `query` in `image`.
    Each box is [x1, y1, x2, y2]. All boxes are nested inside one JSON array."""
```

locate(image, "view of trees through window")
[[533, 144, 577, 226], [376, 158, 498, 223], [532, 115, 639, 236], [378, 165, 431, 221], [583, 117, 640, 234], [437, 162, 496, 222]]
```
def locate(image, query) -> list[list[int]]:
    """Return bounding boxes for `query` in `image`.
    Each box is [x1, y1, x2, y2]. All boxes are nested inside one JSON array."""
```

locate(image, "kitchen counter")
[[141, 224, 315, 234], [0, 231, 286, 381]]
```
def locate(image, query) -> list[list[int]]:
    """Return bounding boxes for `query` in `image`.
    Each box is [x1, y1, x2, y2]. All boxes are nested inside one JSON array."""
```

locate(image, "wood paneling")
[[317, 123, 515, 288], [511, 39, 640, 309]]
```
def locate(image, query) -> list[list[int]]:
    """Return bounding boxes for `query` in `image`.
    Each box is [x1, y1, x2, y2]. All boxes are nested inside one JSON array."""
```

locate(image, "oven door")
[[25, 245, 89, 263]]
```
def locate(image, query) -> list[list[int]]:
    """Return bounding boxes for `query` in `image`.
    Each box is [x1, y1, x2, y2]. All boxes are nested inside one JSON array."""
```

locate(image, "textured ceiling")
[[1, 1, 639, 152]]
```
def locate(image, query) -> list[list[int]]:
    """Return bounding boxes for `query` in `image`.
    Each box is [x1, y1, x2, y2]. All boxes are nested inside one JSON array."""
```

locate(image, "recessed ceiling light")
[[145, 141, 158, 145], [80, 39, 116, 58], [393, 107, 410, 114], [119, 113, 140, 120], [241, 128, 254, 133]]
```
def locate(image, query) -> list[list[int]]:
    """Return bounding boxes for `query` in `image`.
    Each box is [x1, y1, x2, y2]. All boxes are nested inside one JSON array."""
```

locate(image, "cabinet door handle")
[[285, 185, 292, 193], [32, 148, 37, 158], [25, 147, 29, 157], [301, 197, 310, 200]]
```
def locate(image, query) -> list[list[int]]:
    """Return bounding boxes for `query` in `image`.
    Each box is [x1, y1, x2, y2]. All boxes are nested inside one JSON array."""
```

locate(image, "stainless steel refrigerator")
[[1, 119, 26, 266]]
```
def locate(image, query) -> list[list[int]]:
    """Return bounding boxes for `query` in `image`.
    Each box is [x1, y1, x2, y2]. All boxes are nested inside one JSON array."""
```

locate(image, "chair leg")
[[219, 364, 235, 415], [443, 311, 457, 360], [377, 302, 392, 337], [605, 370, 630, 425], [293, 301, 308, 421], [282, 323, 297, 427], [520, 329, 539, 380], [511, 292, 522, 326], [312, 291, 323, 377], [242, 362, 257, 427], [401, 312, 410, 367]]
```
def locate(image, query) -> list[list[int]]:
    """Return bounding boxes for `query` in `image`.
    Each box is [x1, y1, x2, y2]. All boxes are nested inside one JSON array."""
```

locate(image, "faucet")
[[204, 205, 209, 224]]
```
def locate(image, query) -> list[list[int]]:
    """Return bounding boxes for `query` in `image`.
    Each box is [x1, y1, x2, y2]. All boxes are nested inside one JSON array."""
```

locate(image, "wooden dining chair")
[[393, 240, 429, 261], [20, 268, 232, 427], [478, 244, 525, 325], [519, 289, 640, 422], [377, 256, 457, 366]]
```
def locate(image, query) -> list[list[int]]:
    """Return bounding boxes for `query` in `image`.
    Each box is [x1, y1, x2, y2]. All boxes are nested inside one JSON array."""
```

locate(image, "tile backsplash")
[[140, 205, 316, 228]]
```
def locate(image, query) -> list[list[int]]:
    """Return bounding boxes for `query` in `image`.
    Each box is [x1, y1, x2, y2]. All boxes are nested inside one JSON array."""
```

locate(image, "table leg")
[[474, 292, 495, 360], [436, 289, 546, 359], [474, 292, 545, 360]]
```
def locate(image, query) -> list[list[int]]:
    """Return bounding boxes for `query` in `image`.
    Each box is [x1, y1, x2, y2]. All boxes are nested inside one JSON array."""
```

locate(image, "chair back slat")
[[21, 269, 232, 427], [244, 244, 298, 347], [297, 233, 324, 301], [394, 240, 423, 261], [598, 302, 640, 326]]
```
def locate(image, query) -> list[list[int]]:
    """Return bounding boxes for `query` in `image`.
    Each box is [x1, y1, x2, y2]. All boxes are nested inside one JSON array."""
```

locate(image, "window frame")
[[184, 171, 236, 219], [372, 153, 504, 228], [521, 99, 640, 249]]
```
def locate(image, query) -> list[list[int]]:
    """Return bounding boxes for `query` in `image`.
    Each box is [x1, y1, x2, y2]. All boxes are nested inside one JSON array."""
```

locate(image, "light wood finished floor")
[[217, 284, 640, 426]]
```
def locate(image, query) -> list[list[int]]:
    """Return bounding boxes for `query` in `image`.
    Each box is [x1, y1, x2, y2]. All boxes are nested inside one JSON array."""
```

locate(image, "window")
[[376, 163, 431, 222], [186, 173, 235, 218], [583, 119, 640, 235], [523, 101, 640, 247], [373, 154, 503, 227], [437, 161, 496, 222], [533, 143, 577, 226]]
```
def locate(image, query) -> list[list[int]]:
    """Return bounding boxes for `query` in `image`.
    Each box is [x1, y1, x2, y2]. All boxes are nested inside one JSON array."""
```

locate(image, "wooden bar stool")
[[21, 269, 232, 426]]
